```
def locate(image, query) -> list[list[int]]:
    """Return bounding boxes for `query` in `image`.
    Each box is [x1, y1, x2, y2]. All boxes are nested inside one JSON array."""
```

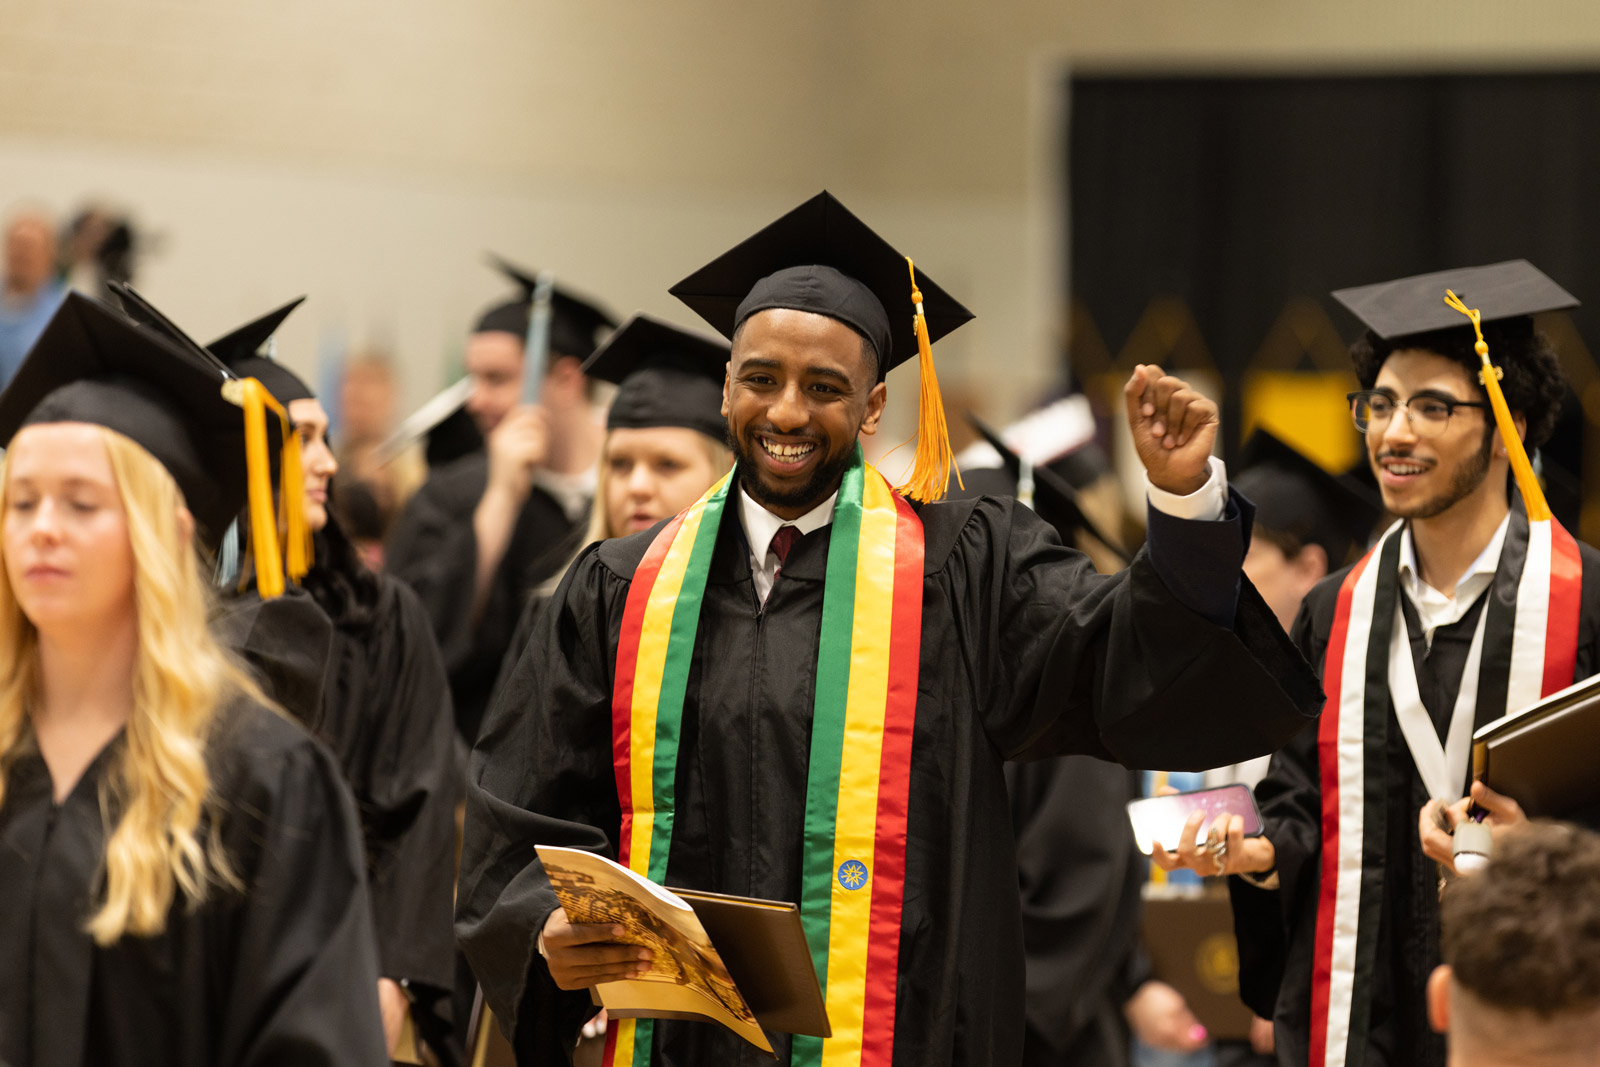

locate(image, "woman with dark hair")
[[119, 292, 461, 1060]]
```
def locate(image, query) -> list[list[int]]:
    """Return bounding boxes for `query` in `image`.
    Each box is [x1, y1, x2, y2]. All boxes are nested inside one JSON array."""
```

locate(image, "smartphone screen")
[[1125, 783, 1262, 855]]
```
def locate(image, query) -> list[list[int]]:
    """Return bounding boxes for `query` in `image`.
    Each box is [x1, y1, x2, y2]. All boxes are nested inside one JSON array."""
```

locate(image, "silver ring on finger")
[[1205, 835, 1228, 873]]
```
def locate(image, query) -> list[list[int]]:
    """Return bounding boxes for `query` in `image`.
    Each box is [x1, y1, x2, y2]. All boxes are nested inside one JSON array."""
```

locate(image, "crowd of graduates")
[[0, 192, 1598, 1067]]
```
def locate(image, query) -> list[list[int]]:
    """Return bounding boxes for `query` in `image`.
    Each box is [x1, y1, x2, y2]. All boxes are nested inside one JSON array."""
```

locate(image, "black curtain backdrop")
[[1066, 71, 1600, 535]]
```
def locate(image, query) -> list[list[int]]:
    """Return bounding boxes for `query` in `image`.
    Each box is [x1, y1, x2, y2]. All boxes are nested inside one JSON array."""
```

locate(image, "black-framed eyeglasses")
[[1347, 390, 1489, 438]]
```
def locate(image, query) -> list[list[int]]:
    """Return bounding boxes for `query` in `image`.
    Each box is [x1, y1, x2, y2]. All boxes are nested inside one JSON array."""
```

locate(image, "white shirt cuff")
[[1145, 456, 1228, 522]]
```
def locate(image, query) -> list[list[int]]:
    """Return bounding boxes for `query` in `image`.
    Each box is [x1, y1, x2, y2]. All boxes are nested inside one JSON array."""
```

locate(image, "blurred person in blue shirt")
[[0, 208, 68, 387]]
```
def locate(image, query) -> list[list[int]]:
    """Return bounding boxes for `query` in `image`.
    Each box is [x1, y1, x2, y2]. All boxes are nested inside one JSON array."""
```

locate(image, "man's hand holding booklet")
[[535, 845, 831, 1056]]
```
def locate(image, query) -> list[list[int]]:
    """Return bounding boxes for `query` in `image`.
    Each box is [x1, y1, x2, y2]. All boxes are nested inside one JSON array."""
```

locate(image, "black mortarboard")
[[668, 191, 974, 379], [0, 292, 258, 551], [581, 312, 729, 442], [102, 284, 311, 594], [967, 414, 1128, 563], [203, 297, 315, 405], [474, 255, 618, 360], [1232, 429, 1383, 566], [1331, 260, 1578, 340]]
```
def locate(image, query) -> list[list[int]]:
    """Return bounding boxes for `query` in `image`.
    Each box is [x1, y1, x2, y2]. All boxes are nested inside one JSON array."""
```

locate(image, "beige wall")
[[7, 0, 1600, 450]]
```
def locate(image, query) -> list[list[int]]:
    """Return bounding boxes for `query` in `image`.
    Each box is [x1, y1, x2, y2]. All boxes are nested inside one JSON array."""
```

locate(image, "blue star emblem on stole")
[[837, 859, 869, 890]]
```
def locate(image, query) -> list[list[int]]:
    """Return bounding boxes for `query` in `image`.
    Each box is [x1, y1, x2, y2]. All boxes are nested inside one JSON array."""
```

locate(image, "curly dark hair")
[[1439, 821, 1600, 1018], [1349, 317, 1568, 449]]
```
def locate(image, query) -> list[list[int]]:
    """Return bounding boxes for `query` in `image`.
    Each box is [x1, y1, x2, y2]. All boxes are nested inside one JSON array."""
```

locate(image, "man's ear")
[[1426, 965, 1452, 1035], [721, 360, 732, 418], [546, 354, 585, 395], [1292, 542, 1330, 587], [857, 381, 889, 437]]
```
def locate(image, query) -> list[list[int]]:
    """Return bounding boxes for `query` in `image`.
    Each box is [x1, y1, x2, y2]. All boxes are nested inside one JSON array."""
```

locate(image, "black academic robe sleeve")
[[204, 705, 391, 1067], [1224, 589, 1329, 1027], [456, 544, 618, 1062], [969, 491, 1322, 769], [386, 454, 584, 742], [320, 578, 462, 1041]]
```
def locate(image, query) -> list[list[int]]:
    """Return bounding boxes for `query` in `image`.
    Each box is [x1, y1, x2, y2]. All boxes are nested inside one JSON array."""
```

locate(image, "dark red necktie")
[[768, 525, 800, 597], [770, 524, 800, 568]]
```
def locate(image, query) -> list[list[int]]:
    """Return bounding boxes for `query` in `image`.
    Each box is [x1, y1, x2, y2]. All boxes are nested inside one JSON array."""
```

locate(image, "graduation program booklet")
[[536, 846, 830, 1056], [1473, 672, 1600, 817]]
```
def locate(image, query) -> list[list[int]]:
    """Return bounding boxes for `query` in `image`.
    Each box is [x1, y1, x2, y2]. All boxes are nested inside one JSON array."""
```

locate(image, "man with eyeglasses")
[[1155, 261, 1600, 1067]]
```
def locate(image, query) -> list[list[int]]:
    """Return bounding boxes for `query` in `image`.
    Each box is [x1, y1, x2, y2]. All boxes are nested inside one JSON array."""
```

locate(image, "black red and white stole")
[[1308, 503, 1582, 1067]]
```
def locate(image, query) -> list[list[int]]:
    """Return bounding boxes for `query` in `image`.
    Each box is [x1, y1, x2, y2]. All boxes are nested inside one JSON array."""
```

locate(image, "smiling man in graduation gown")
[[386, 258, 615, 742], [1162, 262, 1600, 1067], [456, 192, 1324, 1067]]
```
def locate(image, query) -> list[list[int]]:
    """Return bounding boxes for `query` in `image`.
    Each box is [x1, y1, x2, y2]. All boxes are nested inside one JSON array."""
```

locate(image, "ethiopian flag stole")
[[604, 445, 925, 1067]]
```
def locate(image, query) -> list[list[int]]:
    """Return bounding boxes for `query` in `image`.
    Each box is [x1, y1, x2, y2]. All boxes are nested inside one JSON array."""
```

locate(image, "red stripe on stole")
[[858, 494, 924, 1066], [1542, 522, 1583, 697], [611, 512, 685, 867], [1309, 547, 1373, 1067]]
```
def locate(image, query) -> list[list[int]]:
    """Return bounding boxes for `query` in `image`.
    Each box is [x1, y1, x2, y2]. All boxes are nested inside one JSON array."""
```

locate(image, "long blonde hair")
[[0, 427, 266, 944]]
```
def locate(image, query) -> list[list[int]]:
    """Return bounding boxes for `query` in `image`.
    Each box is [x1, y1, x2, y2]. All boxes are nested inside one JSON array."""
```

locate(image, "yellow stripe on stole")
[[820, 470, 900, 1067], [626, 501, 712, 873]]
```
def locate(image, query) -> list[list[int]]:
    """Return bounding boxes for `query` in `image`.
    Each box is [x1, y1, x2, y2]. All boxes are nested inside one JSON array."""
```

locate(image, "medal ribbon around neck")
[[604, 443, 925, 1067]]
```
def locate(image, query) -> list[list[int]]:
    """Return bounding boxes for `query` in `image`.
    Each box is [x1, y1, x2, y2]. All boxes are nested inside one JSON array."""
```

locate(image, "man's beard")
[[727, 425, 857, 513], [1383, 428, 1494, 520]]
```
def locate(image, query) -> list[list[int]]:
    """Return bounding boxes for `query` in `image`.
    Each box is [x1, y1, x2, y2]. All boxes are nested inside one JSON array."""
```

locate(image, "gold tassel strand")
[[1442, 290, 1552, 522], [897, 257, 962, 502]]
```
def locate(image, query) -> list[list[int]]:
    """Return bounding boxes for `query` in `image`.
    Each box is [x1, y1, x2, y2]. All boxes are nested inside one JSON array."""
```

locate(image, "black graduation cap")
[[1331, 260, 1578, 340], [582, 312, 729, 442], [667, 191, 974, 379], [203, 297, 314, 405], [966, 414, 1128, 563], [475, 254, 618, 360], [0, 292, 256, 551], [1232, 429, 1384, 567]]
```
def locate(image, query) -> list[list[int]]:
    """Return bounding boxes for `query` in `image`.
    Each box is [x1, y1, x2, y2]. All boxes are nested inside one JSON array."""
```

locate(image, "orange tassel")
[[896, 257, 962, 503], [1443, 290, 1552, 521]]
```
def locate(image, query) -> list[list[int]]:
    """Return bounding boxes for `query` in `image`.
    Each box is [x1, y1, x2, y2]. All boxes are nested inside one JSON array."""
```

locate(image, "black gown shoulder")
[[0, 696, 389, 1067]]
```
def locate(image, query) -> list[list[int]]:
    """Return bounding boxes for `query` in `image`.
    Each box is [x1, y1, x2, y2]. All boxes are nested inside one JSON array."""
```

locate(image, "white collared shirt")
[[533, 465, 598, 523], [738, 487, 839, 603], [734, 456, 1229, 602], [1397, 513, 1510, 649]]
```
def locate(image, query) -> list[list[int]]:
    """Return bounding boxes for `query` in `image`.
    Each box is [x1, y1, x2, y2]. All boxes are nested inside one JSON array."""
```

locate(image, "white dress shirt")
[[1397, 513, 1510, 649], [738, 488, 839, 603], [734, 455, 1230, 602], [533, 465, 598, 523]]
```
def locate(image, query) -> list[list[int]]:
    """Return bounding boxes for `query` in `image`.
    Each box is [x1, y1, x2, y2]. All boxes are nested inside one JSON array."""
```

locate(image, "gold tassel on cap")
[[1443, 290, 1552, 521], [223, 377, 313, 598], [896, 257, 962, 503]]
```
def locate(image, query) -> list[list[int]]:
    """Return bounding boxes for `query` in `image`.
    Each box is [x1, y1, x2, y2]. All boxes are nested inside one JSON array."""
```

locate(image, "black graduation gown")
[[316, 575, 462, 1049], [0, 699, 388, 1067], [1234, 535, 1600, 1067], [1007, 756, 1145, 1067], [210, 586, 333, 723], [457, 488, 1323, 1066], [386, 452, 588, 743]]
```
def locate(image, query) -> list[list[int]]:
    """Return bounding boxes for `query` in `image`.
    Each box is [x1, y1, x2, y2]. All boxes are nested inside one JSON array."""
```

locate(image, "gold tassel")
[[1443, 290, 1552, 521], [896, 257, 962, 502], [222, 377, 315, 598], [279, 425, 311, 583]]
